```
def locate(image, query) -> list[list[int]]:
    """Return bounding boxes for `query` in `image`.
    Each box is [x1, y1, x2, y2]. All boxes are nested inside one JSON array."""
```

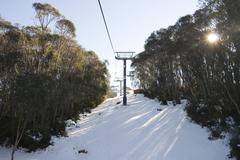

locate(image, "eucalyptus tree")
[[0, 3, 109, 156], [132, 0, 240, 158]]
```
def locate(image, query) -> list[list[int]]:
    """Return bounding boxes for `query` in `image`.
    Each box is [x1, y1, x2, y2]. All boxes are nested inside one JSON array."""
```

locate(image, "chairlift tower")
[[115, 52, 134, 105], [114, 78, 123, 96]]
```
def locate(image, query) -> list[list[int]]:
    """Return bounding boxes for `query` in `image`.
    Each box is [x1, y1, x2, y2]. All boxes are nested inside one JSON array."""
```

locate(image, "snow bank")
[[0, 94, 229, 160]]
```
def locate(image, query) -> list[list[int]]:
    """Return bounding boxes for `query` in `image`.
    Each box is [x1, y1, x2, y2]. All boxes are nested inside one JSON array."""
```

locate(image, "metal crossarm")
[[115, 52, 134, 60]]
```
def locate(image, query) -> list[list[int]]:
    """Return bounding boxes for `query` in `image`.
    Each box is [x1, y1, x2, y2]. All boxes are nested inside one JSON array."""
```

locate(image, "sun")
[[207, 33, 219, 43]]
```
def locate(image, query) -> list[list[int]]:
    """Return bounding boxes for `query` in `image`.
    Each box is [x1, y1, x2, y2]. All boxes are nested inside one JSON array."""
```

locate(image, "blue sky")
[[0, 0, 199, 87]]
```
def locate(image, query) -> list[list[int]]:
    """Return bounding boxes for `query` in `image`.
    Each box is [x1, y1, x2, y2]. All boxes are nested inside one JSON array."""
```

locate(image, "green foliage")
[[0, 3, 109, 151], [56, 19, 76, 37], [229, 127, 240, 159]]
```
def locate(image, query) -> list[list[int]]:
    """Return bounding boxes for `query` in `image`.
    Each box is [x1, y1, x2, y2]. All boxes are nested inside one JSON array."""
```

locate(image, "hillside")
[[0, 94, 229, 160]]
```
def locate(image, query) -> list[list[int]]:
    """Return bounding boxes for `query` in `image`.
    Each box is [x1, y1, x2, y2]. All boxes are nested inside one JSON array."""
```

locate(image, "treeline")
[[0, 3, 109, 153], [132, 0, 240, 158]]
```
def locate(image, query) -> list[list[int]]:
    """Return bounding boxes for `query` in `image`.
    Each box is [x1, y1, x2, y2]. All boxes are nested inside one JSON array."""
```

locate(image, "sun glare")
[[207, 33, 219, 43]]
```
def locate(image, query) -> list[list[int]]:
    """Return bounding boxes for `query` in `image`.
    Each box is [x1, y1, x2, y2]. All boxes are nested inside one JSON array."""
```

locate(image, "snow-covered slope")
[[0, 94, 229, 160]]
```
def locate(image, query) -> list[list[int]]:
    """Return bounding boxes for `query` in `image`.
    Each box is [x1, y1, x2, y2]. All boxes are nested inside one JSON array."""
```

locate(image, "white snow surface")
[[0, 94, 229, 160]]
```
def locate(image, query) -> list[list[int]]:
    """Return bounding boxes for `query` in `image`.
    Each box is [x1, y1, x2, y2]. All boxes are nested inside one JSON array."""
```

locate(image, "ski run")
[[0, 94, 229, 160]]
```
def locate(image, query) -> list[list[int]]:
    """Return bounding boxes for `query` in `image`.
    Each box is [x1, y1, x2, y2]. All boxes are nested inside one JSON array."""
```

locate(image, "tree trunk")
[[220, 81, 240, 116], [11, 119, 26, 160]]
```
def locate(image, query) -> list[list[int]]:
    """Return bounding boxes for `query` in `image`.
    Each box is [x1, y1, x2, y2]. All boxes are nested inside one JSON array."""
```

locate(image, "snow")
[[0, 94, 229, 160]]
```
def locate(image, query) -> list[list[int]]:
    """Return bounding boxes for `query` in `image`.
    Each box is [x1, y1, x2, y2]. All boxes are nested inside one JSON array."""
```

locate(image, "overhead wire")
[[97, 0, 116, 55]]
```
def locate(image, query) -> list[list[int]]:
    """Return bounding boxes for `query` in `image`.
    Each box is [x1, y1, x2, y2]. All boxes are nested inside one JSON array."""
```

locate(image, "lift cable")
[[97, 0, 134, 105], [97, 0, 116, 55]]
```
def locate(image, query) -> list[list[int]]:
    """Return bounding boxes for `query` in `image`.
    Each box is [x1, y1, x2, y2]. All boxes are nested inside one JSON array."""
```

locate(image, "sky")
[[0, 0, 199, 87]]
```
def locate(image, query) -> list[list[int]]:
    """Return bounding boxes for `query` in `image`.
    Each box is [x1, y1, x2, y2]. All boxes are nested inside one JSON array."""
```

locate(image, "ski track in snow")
[[0, 94, 229, 160]]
